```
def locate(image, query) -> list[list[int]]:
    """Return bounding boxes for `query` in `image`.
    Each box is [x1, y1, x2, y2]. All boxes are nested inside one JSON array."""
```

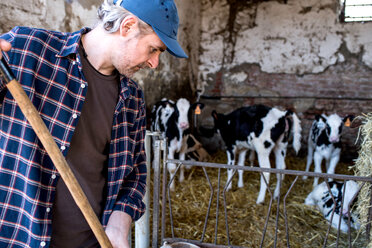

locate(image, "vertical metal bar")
[[223, 170, 236, 246], [161, 139, 168, 243], [347, 182, 364, 247], [367, 184, 372, 243], [135, 132, 151, 248], [274, 174, 282, 248], [323, 179, 336, 248], [214, 168, 221, 245], [200, 167, 214, 243], [260, 172, 273, 248], [152, 139, 161, 248], [283, 176, 298, 248]]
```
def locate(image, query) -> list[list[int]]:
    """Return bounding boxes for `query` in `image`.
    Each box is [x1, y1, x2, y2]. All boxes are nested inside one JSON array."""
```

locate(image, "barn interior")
[[1, 0, 371, 247]]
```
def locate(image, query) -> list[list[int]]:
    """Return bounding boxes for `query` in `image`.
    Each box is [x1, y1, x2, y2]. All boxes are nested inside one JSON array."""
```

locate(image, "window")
[[339, 0, 372, 22]]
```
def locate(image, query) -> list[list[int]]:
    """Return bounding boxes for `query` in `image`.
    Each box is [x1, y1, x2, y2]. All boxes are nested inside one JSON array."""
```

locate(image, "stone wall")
[[1, 0, 371, 159]]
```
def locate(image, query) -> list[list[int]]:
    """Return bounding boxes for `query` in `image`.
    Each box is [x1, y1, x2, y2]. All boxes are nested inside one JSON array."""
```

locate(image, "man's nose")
[[147, 53, 160, 69]]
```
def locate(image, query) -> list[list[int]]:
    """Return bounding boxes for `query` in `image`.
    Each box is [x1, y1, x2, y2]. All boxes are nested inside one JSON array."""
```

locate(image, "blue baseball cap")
[[113, 0, 188, 58]]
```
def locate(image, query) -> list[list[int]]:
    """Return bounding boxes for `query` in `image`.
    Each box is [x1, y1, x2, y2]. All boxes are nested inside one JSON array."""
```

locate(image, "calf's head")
[[176, 98, 191, 130], [315, 114, 354, 143], [211, 110, 226, 135]]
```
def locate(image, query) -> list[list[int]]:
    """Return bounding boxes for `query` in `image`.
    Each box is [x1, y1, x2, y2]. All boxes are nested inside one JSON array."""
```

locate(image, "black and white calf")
[[305, 180, 360, 233], [212, 104, 302, 204], [303, 114, 354, 187], [151, 98, 204, 190]]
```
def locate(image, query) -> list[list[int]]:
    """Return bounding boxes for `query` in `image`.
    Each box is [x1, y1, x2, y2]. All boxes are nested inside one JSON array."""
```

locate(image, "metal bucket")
[[160, 241, 201, 248]]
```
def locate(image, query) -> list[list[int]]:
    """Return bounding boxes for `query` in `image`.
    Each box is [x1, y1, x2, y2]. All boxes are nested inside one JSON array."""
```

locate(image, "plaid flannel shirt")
[[0, 26, 147, 248]]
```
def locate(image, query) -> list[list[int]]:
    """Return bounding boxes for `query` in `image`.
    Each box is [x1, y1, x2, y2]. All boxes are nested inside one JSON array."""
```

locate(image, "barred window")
[[339, 0, 372, 22]]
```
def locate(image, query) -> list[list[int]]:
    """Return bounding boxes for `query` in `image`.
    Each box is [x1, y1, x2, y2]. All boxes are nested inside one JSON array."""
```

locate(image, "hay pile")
[[159, 151, 368, 248], [354, 113, 372, 248]]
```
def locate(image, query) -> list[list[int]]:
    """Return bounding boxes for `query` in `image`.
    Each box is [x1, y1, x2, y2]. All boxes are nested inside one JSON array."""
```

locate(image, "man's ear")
[[119, 15, 139, 37]]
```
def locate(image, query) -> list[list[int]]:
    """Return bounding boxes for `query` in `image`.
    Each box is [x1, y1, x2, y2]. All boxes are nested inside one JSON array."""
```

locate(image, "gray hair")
[[95, 0, 153, 34]]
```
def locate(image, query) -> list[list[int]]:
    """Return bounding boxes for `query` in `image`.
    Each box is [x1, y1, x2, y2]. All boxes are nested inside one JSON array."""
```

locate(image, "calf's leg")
[[226, 149, 235, 191], [256, 149, 272, 204], [313, 150, 323, 187], [273, 142, 287, 199], [303, 144, 314, 180], [237, 149, 247, 188], [326, 148, 340, 175]]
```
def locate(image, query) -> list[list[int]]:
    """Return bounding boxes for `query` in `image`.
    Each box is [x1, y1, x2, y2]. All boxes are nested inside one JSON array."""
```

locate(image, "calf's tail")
[[286, 110, 302, 154]]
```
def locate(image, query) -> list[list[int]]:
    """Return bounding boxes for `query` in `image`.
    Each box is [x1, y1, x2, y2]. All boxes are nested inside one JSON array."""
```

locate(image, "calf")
[[151, 98, 203, 190], [303, 113, 354, 187], [304, 180, 360, 233], [212, 104, 302, 204]]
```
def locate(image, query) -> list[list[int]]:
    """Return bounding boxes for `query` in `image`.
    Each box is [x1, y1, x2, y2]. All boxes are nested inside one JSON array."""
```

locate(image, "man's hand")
[[105, 211, 132, 248], [0, 40, 12, 59]]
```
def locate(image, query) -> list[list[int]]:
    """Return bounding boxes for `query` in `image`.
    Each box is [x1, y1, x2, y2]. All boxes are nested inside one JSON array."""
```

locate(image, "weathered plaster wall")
[[199, 0, 372, 77], [0, 0, 194, 118], [0, 0, 99, 33], [197, 0, 372, 159]]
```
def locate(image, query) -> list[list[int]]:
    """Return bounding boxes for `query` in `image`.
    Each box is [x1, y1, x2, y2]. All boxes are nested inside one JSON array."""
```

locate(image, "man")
[[0, 0, 187, 247]]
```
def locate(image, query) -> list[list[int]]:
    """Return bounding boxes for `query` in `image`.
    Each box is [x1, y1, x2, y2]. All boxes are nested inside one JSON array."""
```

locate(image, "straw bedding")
[[353, 113, 372, 248], [154, 150, 369, 248]]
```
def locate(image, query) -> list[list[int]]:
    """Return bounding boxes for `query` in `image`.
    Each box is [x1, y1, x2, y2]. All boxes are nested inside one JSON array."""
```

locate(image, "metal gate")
[[146, 133, 372, 248]]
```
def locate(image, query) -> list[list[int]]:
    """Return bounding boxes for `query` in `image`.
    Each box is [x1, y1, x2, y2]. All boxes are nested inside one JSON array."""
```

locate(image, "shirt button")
[[72, 61, 76, 65], [81, 84, 86, 88], [61, 145, 66, 151], [72, 113, 78, 119], [51, 174, 56, 179], [40, 241, 46, 247], [46, 208, 51, 213]]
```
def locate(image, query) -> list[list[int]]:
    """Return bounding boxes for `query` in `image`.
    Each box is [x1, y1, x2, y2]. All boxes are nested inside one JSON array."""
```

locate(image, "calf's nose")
[[179, 122, 189, 130]]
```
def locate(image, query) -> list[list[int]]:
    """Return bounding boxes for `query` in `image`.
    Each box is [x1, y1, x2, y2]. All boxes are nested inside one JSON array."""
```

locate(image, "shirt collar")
[[57, 27, 91, 58], [56, 27, 134, 100]]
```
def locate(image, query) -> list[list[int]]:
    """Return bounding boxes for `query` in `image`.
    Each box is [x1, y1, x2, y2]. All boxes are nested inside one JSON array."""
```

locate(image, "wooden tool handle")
[[0, 57, 113, 248]]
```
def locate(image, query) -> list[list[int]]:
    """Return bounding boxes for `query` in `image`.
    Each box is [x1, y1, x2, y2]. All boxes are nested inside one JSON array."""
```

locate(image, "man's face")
[[112, 30, 166, 78]]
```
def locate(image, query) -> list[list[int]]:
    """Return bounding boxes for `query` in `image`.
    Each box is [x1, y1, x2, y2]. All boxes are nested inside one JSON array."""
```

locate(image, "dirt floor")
[[152, 151, 368, 248]]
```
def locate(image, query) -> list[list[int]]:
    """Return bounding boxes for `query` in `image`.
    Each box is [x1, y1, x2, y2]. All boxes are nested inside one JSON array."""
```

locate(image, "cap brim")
[[153, 27, 188, 59]]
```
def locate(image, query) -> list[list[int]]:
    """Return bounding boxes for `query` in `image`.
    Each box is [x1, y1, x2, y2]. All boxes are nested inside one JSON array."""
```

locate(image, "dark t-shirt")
[[50, 42, 119, 248]]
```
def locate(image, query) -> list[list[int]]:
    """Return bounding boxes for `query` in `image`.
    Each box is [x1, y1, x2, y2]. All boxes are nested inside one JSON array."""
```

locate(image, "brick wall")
[[198, 57, 372, 160]]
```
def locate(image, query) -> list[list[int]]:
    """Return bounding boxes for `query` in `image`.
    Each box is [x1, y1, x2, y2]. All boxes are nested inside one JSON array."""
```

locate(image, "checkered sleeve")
[[113, 100, 147, 221]]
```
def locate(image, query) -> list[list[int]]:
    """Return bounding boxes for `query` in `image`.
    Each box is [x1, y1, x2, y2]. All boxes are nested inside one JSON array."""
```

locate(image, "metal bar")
[[222, 170, 236, 246], [200, 95, 372, 101], [161, 139, 168, 243], [201, 167, 214, 243], [283, 176, 299, 248], [367, 185, 372, 243], [260, 172, 273, 248], [169, 159, 372, 183], [135, 132, 152, 248], [214, 168, 221, 245], [152, 139, 161, 248], [274, 175, 282, 248], [323, 180, 336, 248]]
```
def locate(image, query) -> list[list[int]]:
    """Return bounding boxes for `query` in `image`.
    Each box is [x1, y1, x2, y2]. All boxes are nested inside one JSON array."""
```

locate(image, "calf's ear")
[[343, 115, 355, 127], [343, 115, 354, 123]]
